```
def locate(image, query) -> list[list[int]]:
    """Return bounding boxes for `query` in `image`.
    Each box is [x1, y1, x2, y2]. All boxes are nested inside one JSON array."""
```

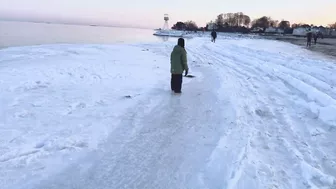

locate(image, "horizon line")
[[0, 18, 156, 30]]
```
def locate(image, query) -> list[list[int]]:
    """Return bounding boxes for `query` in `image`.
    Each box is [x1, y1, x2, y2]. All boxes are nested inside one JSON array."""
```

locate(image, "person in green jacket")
[[170, 38, 189, 93]]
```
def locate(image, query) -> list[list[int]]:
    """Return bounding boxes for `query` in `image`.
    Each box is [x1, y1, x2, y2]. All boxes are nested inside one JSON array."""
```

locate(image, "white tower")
[[163, 14, 170, 30]]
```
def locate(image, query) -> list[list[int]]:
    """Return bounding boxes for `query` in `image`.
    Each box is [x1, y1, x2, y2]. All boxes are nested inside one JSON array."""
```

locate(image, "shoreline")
[[264, 35, 336, 58]]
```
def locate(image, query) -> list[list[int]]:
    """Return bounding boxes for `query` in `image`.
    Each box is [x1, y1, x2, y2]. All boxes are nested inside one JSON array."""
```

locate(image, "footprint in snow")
[[24, 81, 50, 91], [124, 95, 132, 99], [64, 102, 87, 115], [14, 110, 34, 118], [9, 98, 20, 107], [123, 94, 141, 99], [71, 102, 86, 109], [31, 99, 47, 107], [255, 108, 273, 119], [35, 141, 45, 149], [95, 100, 107, 106]]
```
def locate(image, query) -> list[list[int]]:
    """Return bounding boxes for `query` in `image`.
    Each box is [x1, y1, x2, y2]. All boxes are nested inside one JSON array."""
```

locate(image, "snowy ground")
[[1, 36, 336, 189]]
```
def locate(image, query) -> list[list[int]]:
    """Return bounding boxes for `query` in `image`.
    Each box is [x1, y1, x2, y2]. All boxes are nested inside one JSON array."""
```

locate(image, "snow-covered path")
[[1, 37, 336, 189], [192, 40, 336, 189], [36, 65, 229, 189]]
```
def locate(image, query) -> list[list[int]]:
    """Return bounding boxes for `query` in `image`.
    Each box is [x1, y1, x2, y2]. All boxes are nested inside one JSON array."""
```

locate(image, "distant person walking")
[[313, 32, 318, 45], [170, 38, 189, 93], [211, 30, 217, 43], [319, 31, 324, 39], [306, 29, 313, 47]]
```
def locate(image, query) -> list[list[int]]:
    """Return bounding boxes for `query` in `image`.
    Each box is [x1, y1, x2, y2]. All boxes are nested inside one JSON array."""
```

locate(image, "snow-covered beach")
[[1, 35, 336, 189]]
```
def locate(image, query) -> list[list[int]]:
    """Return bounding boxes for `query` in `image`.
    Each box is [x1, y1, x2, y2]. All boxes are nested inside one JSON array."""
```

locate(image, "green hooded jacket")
[[170, 45, 188, 74]]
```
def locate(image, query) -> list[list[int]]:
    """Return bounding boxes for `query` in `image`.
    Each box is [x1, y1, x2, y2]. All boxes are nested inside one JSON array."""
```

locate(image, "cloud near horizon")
[[0, 0, 335, 28]]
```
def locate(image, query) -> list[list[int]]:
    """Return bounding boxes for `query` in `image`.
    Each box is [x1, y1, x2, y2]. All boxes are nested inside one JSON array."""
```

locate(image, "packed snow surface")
[[1, 36, 336, 189]]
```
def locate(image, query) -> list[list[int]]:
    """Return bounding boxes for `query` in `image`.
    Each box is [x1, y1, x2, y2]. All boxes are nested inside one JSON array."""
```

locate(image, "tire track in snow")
[[219, 43, 336, 125], [197, 39, 336, 189], [208, 41, 336, 104], [188, 44, 258, 188], [208, 40, 336, 126]]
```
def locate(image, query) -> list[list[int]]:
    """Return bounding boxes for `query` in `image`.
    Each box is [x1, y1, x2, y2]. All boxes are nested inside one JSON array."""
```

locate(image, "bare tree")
[[291, 23, 299, 28], [172, 22, 185, 30], [329, 22, 336, 29], [225, 13, 235, 26], [210, 12, 252, 32], [292, 23, 310, 28], [233, 12, 239, 26], [252, 16, 272, 29], [270, 19, 279, 27], [278, 20, 291, 29], [184, 20, 198, 30], [240, 12, 245, 26], [216, 14, 225, 28], [221, 12, 251, 27], [243, 15, 251, 27]]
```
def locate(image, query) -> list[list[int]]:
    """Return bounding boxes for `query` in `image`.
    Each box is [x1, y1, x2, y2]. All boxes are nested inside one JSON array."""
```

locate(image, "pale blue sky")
[[0, 0, 335, 28]]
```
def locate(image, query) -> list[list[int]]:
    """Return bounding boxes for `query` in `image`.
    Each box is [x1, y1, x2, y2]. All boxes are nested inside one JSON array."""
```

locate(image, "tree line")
[[215, 12, 251, 27], [171, 12, 336, 32], [172, 21, 199, 31], [330, 22, 336, 29]]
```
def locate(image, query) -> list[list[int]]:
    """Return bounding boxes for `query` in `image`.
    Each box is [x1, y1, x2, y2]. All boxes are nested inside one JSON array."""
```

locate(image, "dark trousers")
[[211, 37, 216, 43], [307, 38, 312, 47], [171, 74, 183, 92]]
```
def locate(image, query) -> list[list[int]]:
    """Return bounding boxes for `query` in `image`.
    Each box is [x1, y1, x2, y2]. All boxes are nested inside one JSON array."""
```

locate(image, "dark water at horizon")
[[0, 21, 172, 49]]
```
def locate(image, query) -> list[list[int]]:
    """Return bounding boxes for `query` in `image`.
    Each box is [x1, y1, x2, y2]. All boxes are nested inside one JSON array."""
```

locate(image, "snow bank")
[[277, 71, 336, 125], [319, 105, 336, 125], [212, 38, 336, 126], [197, 37, 336, 188], [0, 44, 170, 188], [300, 161, 335, 189]]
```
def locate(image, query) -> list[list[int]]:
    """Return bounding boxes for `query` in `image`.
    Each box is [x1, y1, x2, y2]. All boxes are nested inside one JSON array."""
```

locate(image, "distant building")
[[293, 26, 332, 37], [330, 29, 336, 36], [293, 27, 309, 36], [311, 26, 329, 36], [251, 27, 263, 33], [265, 27, 284, 34]]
